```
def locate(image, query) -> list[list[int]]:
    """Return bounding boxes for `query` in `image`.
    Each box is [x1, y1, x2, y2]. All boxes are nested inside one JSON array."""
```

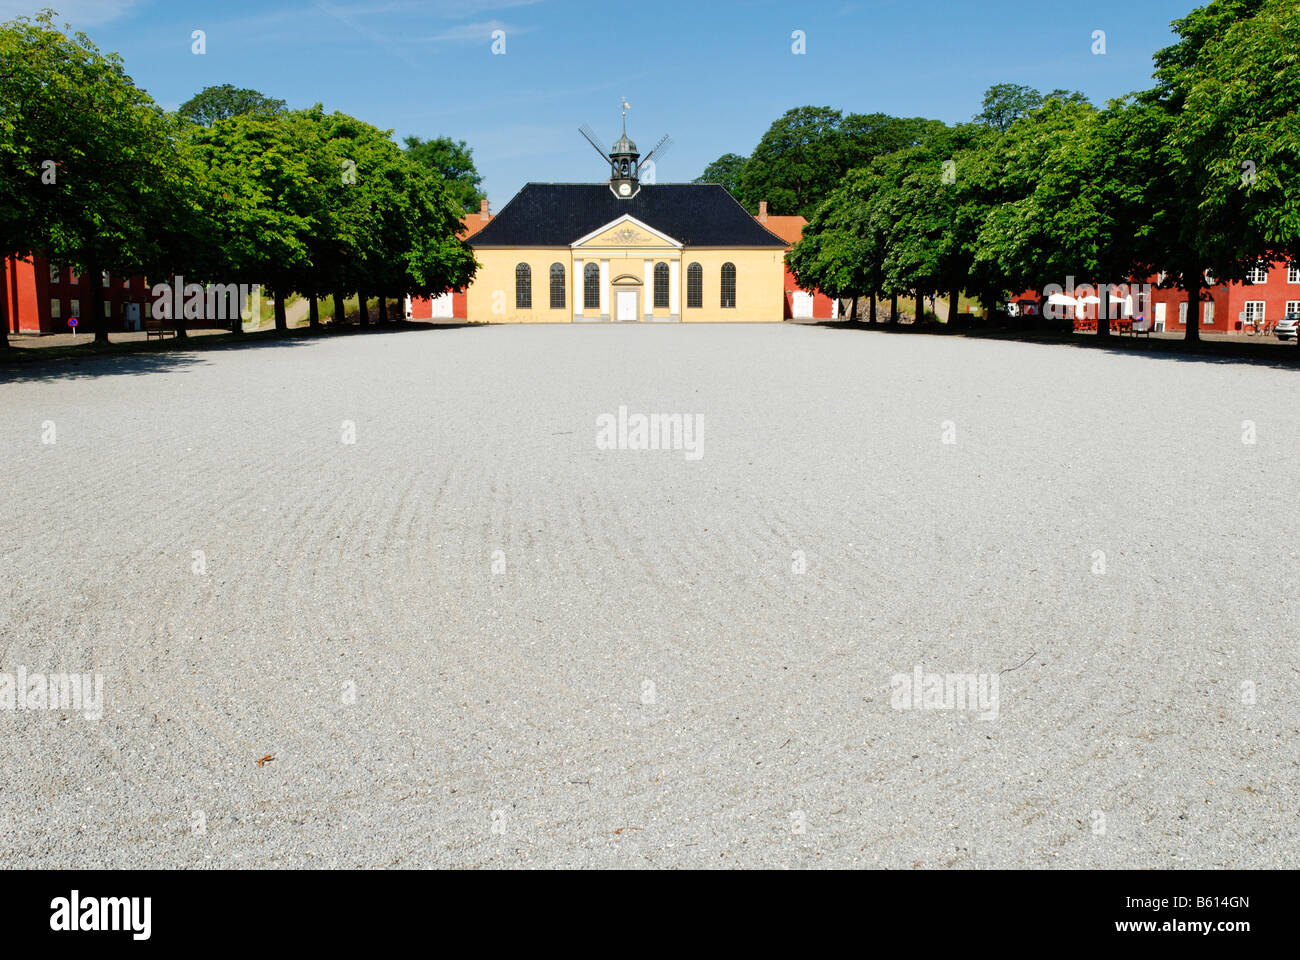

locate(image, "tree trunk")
[[333, 291, 346, 325], [173, 279, 188, 340], [378, 294, 389, 324], [889, 293, 898, 323], [357, 291, 368, 327], [950, 285, 962, 327], [0, 257, 10, 350], [88, 262, 108, 344], [869, 290, 877, 324], [1184, 267, 1201, 344], [915, 291, 925, 324], [1096, 282, 1110, 339], [273, 289, 287, 333], [230, 289, 244, 335], [308, 293, 319, 329], [849, 296, 857, 322]]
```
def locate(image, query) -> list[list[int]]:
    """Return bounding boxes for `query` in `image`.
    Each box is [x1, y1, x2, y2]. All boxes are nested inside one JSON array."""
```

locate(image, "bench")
[[144, 317, 174, 340]]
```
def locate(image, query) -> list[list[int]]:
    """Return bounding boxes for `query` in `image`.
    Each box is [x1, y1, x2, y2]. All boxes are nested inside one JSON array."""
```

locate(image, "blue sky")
[[5, 0, 1195, 209]]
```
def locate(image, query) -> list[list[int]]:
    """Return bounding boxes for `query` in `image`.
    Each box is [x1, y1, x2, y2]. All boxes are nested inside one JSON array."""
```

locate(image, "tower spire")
[[608, 103, 641, 198]]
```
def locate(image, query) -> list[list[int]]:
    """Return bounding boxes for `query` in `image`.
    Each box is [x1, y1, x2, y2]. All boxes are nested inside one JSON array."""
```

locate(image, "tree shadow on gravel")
[[0, 321, 483, 384], [803, 319, 1300, 372]]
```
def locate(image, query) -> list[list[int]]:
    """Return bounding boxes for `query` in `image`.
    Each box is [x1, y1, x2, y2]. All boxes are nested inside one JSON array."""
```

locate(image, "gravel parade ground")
[[2, 323, 1298, 869]]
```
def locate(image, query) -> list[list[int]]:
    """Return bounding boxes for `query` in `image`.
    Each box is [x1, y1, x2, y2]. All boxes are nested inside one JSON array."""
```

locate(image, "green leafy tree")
[[974, 83, 1044, 132], [176, 84, 286, 127], [735, 107, 944, 218], [736, 106, 846, 216], [1143, 0, 1272, 341], [694, 153, 748, 196], [1159, 0, 1299, 340], [289, 110, 476, 327], [402, 135, 484, 214], [973, 98, 1163, 337], [0, 12, 189, 344], [186, 111, 332, 332]]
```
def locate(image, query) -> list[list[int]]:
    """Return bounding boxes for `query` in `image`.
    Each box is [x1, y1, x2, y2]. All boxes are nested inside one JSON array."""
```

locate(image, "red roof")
[[756, 215, 807, 247], [459, 212, 493, 240]]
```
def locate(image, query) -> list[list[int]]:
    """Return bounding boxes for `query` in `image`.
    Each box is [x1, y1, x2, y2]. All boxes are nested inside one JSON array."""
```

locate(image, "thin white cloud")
[[415, 19, 534, 43]]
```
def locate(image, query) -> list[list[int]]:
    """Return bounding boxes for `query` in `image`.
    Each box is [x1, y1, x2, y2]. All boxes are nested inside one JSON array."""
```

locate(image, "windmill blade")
[[578, 123, 610, 162], [637, 134, 673, 172]]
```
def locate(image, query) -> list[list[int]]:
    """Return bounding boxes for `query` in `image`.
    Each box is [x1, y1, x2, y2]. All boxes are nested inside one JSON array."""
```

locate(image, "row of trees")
[[696, 108, 943, 219], [0, 13, 483, 348], [719, 0, 1298, 343]]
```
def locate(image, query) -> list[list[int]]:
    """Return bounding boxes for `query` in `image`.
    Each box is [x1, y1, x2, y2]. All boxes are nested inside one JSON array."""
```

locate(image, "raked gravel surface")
[[1, 323, 1298, 869]]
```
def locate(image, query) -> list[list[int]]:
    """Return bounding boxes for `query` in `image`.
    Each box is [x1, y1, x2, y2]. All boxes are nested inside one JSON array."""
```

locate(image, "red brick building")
[[1147, 261, 1300, 334], [755, 202, 838, 320], [407, 198, 494, 321], [1015, 259, 1300, 334], [3, 254, 155, 334]]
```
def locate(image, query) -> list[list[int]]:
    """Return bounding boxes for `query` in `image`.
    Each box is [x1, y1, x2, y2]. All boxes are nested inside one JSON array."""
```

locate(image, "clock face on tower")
[[618, 182, 632, 196]]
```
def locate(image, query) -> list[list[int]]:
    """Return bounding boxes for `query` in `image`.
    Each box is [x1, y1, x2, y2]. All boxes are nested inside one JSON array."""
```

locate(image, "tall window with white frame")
[[720, 263, 736, 309], [653, 262, 669, 310], [1244, 300, 1266, 329], [687, 263, 702, 309], [549, 263, 565, 310], [583, 263, 599, 311], [1285, 300, 1300, 318], [1247, 263, 1269, 284], [1288, 262, 1300, 284], [515, 263, 532, 310]]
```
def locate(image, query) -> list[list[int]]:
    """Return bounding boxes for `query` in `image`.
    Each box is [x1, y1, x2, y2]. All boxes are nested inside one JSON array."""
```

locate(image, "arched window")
[[584, 262, 600, 311], [515, 263, 531, 309], [720, 262, 736, 309], [549, 263, 566, 309], [687, 262, 703, 309], [653, 262, 670, 310]]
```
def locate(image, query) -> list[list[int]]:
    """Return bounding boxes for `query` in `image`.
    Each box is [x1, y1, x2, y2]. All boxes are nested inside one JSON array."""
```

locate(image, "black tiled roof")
[[468, 183, 788, 248]]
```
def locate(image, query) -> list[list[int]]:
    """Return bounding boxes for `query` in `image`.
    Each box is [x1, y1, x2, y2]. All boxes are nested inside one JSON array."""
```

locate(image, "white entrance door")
[[124, 302, 141, 331], [792, 291, 814, 319], [616, 290, 637, 322], [1154, 303, 1166, 332], [430, 292, 454, 318]]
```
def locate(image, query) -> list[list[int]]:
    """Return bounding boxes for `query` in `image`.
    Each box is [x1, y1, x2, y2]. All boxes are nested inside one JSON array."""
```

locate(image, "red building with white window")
[[407, 198, 495, 321], [3, 254, 155, 334], [1014, 259, 1300, 334], [1148, 261, 1300, 334], [755, 202, 838, 320]]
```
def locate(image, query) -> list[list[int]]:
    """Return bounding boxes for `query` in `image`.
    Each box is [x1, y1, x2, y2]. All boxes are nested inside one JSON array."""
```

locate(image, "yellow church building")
[[462, 127, 789, 323]]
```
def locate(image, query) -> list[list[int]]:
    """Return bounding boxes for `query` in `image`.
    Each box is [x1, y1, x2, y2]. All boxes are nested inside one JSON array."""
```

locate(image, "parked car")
[[1275, 313, 1300, 340]]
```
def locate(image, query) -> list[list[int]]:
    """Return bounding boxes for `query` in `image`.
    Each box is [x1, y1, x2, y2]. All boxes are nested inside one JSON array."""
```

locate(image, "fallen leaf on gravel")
[[257, 755, 275, 767], [614, 827, 643, 835]]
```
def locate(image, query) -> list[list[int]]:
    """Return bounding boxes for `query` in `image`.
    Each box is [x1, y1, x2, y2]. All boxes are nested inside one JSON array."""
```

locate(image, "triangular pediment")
[[572, 214, 683, 250]]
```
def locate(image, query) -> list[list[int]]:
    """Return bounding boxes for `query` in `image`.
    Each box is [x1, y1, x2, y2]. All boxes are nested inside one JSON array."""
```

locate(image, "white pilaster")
[[644, 259, 653, 320], [573, 258, 584, 321], [669, 260, 680, 321], [599, 260, 609, 320]]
